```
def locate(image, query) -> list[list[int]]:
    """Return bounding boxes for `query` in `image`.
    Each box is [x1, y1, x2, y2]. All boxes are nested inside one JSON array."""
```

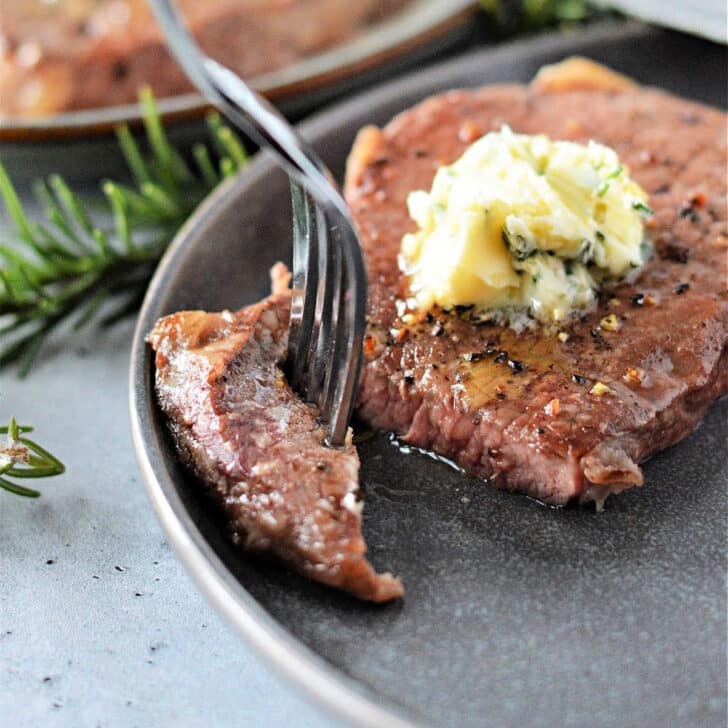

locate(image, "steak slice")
[[148, 265, 403, 602], [345, 62, 728, 506]]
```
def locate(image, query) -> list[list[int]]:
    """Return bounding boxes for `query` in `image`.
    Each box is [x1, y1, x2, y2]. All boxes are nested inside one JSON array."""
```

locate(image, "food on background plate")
[[150, 58, 727, 599], [0, 0, 408, 117]]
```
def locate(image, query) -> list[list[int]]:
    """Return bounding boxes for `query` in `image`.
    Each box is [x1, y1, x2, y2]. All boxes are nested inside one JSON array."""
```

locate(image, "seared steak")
[[148, 265, 403, 601], [345, 64, 728, 506]]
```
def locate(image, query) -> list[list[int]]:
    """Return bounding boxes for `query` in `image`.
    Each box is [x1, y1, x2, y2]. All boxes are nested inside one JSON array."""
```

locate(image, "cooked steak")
[[0, 0, 407, 116], [345, 64, 728, 506], [148, 265, 403, 602]]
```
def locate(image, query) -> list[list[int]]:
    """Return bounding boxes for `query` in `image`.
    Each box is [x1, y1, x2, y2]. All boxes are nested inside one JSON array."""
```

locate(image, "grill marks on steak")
[[345, 77, 728, 506], [148, 268, 403, 602]]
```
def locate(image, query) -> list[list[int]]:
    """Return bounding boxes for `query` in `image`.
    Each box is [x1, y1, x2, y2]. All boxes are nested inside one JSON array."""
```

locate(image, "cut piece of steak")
[[148, 266, 403, 601], [345, 65, 728, 506]]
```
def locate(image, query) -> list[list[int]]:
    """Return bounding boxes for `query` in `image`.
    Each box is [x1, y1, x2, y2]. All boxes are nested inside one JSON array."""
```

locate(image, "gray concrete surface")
[[0, 315, 338, 728]]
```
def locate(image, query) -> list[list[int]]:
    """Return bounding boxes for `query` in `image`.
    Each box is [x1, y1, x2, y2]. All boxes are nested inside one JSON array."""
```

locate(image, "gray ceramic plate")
[[130, 22, 728, 728]]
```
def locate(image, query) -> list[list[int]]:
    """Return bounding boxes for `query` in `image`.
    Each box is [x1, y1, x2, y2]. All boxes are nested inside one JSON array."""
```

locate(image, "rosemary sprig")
[[481, 0, 595, 31], [0, 87, 248, 376], [0, 417, 65, 497]]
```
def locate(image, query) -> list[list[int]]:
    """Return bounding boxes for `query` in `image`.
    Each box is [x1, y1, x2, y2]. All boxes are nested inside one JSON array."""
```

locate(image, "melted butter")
[[456, 332, 578, 411]]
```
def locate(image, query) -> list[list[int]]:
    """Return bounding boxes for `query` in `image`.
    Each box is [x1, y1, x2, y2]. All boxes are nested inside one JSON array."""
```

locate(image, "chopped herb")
[[674, 283, 690, 294], [596, 165, 623, 197], [502, 224, 536, 261], [639, 239, 653, 262], [632, 200, 654, 215]]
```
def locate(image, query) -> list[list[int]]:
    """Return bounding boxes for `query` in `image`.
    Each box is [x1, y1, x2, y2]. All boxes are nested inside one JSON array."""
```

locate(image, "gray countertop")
[[1, 286, 337, 728]]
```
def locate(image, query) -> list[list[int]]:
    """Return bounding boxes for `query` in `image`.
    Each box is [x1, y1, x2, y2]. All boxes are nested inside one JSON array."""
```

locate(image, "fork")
[[149, 0, 368, 447]]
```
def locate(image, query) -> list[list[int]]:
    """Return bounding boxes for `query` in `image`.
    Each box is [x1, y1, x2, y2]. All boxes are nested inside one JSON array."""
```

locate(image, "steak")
[[148, 265, 403, 602], [345, 62, 728, 506], [0, 0, 407, 116]]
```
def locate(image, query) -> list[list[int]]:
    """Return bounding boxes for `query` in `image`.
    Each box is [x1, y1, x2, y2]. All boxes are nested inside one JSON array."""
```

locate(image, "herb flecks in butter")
[[399, 126, 651, 328]]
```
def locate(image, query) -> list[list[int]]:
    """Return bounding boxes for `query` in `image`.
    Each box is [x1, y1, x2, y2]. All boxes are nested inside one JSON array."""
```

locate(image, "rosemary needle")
[[0, 88, 248, 377], [0, 417, 65, 497]]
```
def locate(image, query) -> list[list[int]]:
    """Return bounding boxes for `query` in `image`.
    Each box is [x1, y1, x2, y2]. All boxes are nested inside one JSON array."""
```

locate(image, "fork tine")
[[319, 222, 343, 416], [150, 0, 368, 446], [286, 180, 318, 390], [323, 212, 368, 446], [303, 203, 335, 405]]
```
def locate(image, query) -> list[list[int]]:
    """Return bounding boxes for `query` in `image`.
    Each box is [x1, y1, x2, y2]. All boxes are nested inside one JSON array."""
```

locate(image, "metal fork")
[[149, 0, 367, 446]]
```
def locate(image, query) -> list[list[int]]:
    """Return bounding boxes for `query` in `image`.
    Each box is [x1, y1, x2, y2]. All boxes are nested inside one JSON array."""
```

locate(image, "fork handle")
[[149, 0, 348, 220]]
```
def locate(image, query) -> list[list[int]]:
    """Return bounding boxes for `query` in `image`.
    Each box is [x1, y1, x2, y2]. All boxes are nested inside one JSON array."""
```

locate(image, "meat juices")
[[345, 64, 728, 506], [148, 265, 403, 602]]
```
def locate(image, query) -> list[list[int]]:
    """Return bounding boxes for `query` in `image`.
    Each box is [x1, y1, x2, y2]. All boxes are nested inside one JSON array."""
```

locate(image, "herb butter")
[[400, 126, 652, 327]]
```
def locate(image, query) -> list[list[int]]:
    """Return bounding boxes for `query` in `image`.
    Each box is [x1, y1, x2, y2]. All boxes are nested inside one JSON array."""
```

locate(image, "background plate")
[[0, 0, 475, 186], [130, 22, 727, 728], [0, 0, 475, 142]]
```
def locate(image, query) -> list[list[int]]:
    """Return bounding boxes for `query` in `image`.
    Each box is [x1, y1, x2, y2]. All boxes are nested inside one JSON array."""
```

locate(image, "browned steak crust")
[[345, 76, 728, 506], [148, 272, 403, 602]]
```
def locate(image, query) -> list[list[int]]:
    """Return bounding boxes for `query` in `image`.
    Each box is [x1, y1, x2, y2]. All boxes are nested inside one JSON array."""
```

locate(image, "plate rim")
[[128, 19, 695, 727], [0, 0, 475, 142]]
